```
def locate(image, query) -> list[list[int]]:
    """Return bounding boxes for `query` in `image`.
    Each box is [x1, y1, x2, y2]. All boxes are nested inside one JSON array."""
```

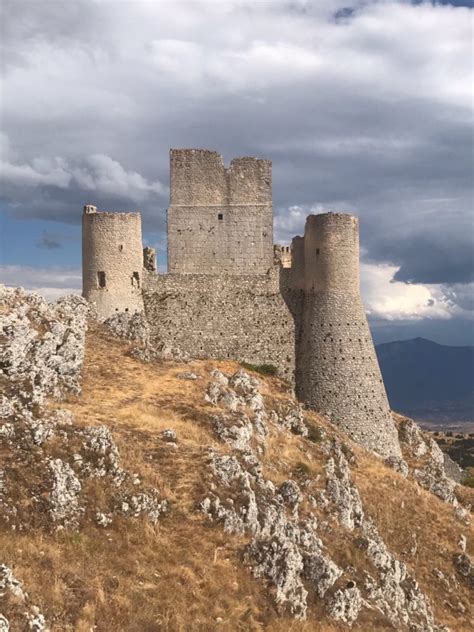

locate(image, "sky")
[[0, 0, 473, 345]]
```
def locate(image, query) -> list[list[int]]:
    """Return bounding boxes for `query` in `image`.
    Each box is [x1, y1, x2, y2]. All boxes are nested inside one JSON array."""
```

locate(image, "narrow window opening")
[[316, 248, 320, 255], [118, 244, 124, 252], [97, 271, 106, 288], [218, 213, 223, 220], [132, 271, 140, 288]]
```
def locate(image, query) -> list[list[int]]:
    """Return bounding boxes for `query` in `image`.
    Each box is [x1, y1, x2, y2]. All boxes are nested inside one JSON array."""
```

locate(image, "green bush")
[[462, 475, 474, 488], [294, 461, 311, 477], [307, 425, 324, 443], [240, 362, 278, 376]]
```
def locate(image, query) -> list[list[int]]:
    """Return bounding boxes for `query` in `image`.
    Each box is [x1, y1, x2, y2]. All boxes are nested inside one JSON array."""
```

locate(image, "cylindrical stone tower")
[[297, 212, 401, 458], [82, 205, 144, 319]]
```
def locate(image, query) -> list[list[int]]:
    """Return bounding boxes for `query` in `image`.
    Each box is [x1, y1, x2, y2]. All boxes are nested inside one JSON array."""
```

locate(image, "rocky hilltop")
[[0, 287, 473, 631]]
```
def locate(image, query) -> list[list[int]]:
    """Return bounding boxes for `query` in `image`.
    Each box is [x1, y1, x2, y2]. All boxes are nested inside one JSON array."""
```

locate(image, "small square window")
[[132, 271, 140, 288], [97, 271, 106, 288], [218, 213, 223, 220]]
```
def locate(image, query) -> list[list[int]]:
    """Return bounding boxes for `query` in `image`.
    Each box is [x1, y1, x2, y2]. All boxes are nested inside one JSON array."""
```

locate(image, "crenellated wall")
[[167, 149, 273, 274]]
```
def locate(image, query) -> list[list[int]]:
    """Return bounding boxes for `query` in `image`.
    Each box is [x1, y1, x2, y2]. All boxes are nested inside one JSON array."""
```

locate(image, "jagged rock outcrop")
[[0, 565, 48, 631], [0, 286, 88, 405], [0, 288, 168, 533], [200, 369, 450, 630], [453, 553, 474, 588], [48, 458, 82, 527], [327, 583, 362, 624], [397, 418, 460, 505], [1, 288, 471, 630], [443, 454, 465, 484]]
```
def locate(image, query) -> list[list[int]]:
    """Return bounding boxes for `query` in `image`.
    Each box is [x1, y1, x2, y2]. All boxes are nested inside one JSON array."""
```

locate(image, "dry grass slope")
[[1, 323, 473, 631]]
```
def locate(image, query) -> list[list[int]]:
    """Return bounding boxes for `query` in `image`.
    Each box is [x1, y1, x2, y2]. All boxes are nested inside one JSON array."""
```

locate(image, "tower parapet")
[[82, 206, 144, 319], [167, 149, 273, 274], [295, 212, 401, 458]]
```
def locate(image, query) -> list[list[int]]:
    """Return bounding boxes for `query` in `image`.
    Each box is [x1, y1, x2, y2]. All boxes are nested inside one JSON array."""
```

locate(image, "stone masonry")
[[82, 148, 401, 458], [167, 149, 273, 274], [293, 213, 401, 458], [82, 206, 144, 319], [143, 268, 295, 382]]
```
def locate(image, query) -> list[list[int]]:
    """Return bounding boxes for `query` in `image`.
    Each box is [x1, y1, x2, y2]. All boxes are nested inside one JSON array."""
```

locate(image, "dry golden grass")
[[2, 322, 473, 631]]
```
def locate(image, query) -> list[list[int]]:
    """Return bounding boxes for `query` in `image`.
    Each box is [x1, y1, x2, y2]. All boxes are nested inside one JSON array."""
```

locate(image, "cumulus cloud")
[[361, 262, 474, 321], [0, 265, 81, 301], [0, 140, 166, 205], [0, 0, 472, 338]]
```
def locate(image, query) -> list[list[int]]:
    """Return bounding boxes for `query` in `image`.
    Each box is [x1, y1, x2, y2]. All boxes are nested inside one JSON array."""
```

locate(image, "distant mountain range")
[[376, 338, 474, 427]]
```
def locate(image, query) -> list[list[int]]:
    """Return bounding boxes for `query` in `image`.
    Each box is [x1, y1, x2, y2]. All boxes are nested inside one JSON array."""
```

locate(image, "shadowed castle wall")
[[82, 206, 144, 319], [295, 213, 401, 458], [167, 149, 273, 274]]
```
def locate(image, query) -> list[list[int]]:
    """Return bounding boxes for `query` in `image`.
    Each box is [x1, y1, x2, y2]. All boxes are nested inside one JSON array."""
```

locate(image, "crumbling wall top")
[[169, 148, 272, 206], [82, 208, 141, 221]]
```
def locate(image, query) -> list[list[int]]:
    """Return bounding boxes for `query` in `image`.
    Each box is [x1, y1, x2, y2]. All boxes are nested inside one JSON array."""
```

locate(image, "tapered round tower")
[[297, 212, 401, 458], [82, 205, 144, 320]]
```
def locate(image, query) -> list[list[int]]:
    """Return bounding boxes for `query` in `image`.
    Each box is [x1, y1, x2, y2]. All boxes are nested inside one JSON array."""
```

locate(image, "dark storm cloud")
[[0, 0, 472, 326]]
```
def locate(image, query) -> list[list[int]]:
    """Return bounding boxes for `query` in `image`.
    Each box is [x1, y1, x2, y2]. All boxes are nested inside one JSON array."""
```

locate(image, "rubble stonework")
[[83, 148, 400, 458], [143, 268, 295, 382], [82, 207, 144, 319], [294, 213, 401, 458]]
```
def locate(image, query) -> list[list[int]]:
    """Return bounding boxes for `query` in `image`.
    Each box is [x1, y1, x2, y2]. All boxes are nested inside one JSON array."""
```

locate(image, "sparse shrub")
[[294, 461, 311, 477], [329, 412, 339, 425], [240, 362, 278, 376], [340, 442, 353, 459], [307, 425, 323, 443], [461, 475, 474, 488]]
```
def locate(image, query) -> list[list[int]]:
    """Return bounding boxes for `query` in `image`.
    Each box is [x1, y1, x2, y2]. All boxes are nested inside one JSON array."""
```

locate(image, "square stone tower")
[[167, 149, 273, 274]]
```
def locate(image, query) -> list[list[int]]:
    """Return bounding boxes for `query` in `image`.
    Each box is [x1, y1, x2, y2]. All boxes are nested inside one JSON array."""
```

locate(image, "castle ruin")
[[82, 205, 144, 318], [82, 149, 401, 458]]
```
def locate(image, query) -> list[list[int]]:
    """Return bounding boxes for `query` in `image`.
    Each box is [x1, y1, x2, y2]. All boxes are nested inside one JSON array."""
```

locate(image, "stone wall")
[[295, 213, 401, 458], [297, 291, 400, 457], [82, 207, 144, 319], [274, 245, 292, 268], [143, 268, 295, 381], [168, 149, 273, 274]]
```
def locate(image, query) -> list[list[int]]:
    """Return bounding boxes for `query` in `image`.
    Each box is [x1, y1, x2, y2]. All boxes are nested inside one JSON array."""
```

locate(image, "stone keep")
[[82, 205, 144, 319], [167, 149, 273, 274], [295, 213, 401, 458]]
